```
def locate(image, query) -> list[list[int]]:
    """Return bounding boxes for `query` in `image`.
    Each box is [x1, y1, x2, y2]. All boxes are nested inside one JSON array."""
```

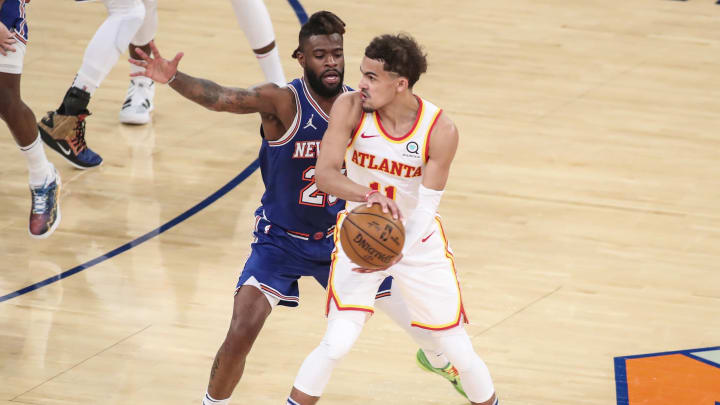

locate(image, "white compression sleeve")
[[131, 0, 157, 46], [292, 310, 366, 397], [229, 0, 286, 85], [432, 328, 496, 403], [229, 0, 275, 49], [402, 184, 444, 255], [77, 0, 145, 90]]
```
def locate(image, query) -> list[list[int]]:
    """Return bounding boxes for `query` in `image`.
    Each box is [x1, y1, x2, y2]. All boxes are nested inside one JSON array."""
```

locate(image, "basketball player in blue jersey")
[[130, 11, 465, 405], [1, 0, 61, 238]]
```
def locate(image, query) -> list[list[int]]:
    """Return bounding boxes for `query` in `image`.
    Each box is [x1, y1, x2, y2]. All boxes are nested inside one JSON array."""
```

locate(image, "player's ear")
[[296, 51, 306, 68], [396, 77, 409, 93]]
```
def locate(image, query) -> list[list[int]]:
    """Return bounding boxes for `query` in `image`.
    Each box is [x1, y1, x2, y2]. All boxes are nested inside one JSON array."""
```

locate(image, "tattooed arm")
[[129, 41, 285, 115], [168, 72, 281, 114]]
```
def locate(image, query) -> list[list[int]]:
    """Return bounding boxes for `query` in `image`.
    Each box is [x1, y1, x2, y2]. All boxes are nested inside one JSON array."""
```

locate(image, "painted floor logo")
[[615, 346, 720, 405]]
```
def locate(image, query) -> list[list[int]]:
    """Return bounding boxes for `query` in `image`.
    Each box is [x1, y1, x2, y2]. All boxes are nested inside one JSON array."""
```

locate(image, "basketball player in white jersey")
[[120, 0, 286, 125], [1, 0, 61, 238], [286, 34, 498, 405]]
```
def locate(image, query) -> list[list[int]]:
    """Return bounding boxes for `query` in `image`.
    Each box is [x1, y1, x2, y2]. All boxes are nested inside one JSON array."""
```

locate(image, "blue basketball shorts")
[[1, 0, 28, 44], [236, 211, 392, 307]]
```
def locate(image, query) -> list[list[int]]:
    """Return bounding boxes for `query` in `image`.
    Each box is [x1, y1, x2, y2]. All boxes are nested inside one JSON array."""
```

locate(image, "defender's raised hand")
[[129, 41, 184, 84]]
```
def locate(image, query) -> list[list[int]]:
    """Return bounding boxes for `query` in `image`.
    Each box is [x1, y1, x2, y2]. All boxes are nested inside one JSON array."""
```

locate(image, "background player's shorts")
[[328, 214, 467, 330], [237, 209, 392, 307], [1, 0, 28, 74], [0, 40, 25, 74]]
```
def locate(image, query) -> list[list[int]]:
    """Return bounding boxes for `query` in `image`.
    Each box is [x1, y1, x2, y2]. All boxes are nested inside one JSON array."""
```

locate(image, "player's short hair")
[[364, 34, 427, 88], [292, 11, 346, 59]]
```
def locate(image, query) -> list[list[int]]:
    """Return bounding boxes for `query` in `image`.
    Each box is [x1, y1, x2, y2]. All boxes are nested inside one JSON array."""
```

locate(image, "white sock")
[[129, 60, 145, 75], [256, 46, 286, 86], [201, 392, 229, 405], [20, 134, 54, 187], [72, 71, 98, 96], [128, 61, 152, 85]]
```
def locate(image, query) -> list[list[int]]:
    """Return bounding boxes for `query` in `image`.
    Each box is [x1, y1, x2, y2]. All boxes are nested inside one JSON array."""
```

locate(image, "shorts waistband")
[[285, 225, 335, 241]]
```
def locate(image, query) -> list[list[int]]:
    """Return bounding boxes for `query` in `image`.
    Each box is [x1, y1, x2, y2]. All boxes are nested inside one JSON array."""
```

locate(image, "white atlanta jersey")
[[330, 96, 468, 330], [345, 95, 442, 219]]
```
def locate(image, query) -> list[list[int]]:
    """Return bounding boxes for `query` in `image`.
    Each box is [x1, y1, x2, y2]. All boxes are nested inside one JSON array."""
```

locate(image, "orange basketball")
[[339, 203, 405, 269]]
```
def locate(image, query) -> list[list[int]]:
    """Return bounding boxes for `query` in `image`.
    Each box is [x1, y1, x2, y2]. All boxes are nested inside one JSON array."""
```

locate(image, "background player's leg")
[[0, 66, 60, 238], [229, 0, 286, 86], [121, 0, 156, 124], [430, 327, 497, 405], [288, 308, 368, 405], [38, 0, 145, 169], [201, 285, 272, 405]]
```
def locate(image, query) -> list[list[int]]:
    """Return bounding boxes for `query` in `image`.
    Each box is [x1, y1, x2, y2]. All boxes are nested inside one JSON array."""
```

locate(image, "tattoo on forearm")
[[170, 72, 223, 110], [169, 72, 262, 114]]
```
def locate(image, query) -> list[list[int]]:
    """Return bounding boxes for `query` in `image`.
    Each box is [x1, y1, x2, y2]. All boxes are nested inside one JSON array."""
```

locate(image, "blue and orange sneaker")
[[416, 349, 468, 399], [29, 168, 61, 239], [39, 110, 102, 169]]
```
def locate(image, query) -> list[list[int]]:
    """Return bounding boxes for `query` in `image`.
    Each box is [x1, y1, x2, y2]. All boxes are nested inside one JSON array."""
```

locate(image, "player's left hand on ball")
[[366, 192, 404, 222], [352, 253, 403, 273]]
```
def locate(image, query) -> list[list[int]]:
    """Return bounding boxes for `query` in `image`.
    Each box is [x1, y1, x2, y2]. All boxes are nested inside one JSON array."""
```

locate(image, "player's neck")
[[376, 91, 419, 134]]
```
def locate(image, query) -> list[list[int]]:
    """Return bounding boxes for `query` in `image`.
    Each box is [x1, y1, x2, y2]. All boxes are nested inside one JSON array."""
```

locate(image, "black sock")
[[57, 87, 91, 116]]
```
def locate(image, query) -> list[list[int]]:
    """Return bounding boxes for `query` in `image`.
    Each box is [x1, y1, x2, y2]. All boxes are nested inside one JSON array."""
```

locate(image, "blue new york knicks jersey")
[[1, 0, 29, 44], [237, 78, 392, 307], [256, 77, 350, 240]]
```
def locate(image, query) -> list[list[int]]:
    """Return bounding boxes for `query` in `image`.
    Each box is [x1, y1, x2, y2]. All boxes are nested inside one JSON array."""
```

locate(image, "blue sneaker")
[[39, 110, 103, 169], [416, 349, 468, 399], [29, 168, 61, 239]]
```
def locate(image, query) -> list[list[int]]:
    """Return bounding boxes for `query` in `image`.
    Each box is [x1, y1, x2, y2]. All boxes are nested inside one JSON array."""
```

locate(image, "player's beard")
[[305, 67, 344, 98]]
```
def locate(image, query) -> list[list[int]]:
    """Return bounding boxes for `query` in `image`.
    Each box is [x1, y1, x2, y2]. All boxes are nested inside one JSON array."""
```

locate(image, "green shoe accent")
[[415, 349, 468, 398]]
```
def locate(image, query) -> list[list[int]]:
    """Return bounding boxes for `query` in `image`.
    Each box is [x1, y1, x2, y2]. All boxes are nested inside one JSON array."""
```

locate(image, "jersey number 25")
[[299, 166, 340, 206]]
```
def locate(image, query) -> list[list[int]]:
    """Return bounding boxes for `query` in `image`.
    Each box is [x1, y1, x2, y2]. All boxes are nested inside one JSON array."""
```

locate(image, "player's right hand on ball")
[[366, 191, 404, 222], [129, 40, 184, 84]]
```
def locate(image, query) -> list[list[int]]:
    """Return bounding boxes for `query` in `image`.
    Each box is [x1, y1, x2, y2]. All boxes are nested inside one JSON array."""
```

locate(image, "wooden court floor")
[[1, 0, 719, 404]]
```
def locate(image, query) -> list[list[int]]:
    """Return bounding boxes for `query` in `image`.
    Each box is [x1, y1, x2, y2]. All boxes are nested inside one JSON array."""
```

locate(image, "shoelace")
[[442, 365, 460, 378], [70, 117, 88, 153], [31, 186, 50, 214]]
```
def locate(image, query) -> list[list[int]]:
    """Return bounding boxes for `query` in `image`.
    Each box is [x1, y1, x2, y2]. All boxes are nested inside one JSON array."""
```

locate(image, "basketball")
[[339, 203, 405, 269]]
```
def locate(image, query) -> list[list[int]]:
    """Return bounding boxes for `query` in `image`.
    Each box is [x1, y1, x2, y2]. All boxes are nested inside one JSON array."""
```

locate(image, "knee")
[[106, 0, 146, 50], [322, 336, 353, 361], [224, 317, 264, 355], [0, 88, 18, 120]]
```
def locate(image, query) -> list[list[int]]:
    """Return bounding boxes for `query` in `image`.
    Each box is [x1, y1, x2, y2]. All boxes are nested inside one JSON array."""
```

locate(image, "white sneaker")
[[119, 78, 155, 125]]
